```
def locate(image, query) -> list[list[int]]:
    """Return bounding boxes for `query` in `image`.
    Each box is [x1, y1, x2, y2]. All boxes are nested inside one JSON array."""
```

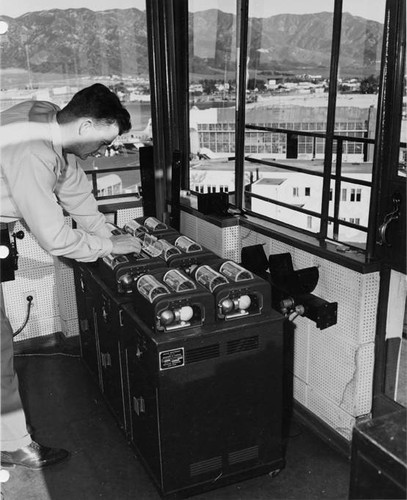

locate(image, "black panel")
[[139, 146, 156, 217]]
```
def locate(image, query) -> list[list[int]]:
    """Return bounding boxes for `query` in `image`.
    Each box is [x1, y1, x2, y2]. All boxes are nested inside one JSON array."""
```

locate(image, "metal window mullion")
[[162, 1, 180, 212], [332, 175, 371, 188], [333, 138, 343, 240], [320, 0, 343, 242], [146, 0, 168, 219], [247, 191, 321, 218], [244, 157, 324, 177], [367, 0, 406, 260], [234, 0, 249, 211]]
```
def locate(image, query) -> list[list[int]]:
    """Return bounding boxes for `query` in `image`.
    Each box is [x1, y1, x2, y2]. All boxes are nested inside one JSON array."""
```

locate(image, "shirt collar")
[[49, 112, 64, 160]]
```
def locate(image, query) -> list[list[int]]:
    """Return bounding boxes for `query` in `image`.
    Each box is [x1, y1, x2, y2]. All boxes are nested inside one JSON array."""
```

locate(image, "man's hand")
[[110, 234, 142, 255]]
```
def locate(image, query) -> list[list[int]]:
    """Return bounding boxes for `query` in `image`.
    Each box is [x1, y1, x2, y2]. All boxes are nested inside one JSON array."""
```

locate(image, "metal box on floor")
[[74, 253, 285, 498], [121, 301, 285, 497], [349, 408, 406, 500]]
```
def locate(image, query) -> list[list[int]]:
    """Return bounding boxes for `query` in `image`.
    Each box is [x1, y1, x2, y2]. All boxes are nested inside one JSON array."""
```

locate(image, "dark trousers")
[[0, 286, 31, 451]]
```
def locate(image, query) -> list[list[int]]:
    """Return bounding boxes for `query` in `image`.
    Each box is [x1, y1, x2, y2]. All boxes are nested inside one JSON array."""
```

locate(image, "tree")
[[247, 78, 266, 91], [360, 75, 379, 94], [200, 79, 217, 94]]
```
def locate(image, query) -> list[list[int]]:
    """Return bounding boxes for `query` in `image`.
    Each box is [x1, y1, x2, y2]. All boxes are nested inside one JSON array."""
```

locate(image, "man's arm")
[[55, 155, 111, 239], [54, 157, 142, 256], [1, 147, 114, 262]]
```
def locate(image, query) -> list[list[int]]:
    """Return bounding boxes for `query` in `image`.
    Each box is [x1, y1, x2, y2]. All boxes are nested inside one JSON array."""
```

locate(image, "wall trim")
[[180, 205, 381, 273], [293, 400, 352, 459], [14, 331, 80, 356]]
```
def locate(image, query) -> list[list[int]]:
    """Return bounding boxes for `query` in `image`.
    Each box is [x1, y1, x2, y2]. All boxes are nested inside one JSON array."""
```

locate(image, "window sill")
[[181, 204, 381, 274], [97, 195, 143, 213]]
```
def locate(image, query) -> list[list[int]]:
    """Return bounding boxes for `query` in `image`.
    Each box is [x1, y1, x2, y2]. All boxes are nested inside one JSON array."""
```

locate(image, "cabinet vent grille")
[[185, 344, 220, 364], [228, 445, 259, 465], [227, 336, 259, 355], [190, 456, 222, 477]]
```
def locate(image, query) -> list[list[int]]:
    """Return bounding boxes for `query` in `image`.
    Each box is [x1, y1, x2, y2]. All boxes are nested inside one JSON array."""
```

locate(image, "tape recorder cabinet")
[[74, 217, 285, 498]]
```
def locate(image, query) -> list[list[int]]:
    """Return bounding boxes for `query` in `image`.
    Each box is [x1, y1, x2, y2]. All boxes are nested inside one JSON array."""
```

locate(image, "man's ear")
[[78, 119, 93, 137]]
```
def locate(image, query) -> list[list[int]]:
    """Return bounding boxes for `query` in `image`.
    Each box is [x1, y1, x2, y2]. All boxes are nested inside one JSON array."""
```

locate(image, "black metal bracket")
[[241, 245, 338, 330]]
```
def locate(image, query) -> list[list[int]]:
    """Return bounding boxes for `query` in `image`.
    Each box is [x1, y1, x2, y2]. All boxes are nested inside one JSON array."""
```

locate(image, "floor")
[[1, 348, 351, 500]]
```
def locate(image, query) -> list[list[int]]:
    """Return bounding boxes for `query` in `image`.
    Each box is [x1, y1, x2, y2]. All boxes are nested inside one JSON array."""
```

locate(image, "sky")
[[0, 0, 386, 23]]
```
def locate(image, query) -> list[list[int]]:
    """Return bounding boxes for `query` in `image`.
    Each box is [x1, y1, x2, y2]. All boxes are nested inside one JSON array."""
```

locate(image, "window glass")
[[188, 0, 237, 194], [242, 0, 386, 250], [243, 0, 335, 234], [0, 0, 150, 199], [329, 0, 385, 248]]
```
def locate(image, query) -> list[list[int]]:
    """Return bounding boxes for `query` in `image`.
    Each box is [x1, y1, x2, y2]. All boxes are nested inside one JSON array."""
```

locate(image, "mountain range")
[[0, 8, 383, 79]]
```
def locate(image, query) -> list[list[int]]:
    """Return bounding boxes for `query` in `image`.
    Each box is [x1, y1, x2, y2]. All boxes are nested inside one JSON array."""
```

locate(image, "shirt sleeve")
[[55, 155, 112, 239], [2, 146, 113, 262]]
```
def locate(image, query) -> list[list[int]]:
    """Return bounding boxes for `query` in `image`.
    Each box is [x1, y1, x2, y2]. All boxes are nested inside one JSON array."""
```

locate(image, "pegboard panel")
[[239, 227, 271, 262], [8, 220, 54, 270], [116, 206, 144, 227], [353, 343, 375, 414], [181, 213, 240, 260], [60, 317, 80, 338], [2, 267, 60, 339], [293, 376, 308, 407], [358, 273, 380, 343], [292, 317, 310, 383], [53, 255, 74, 271], [307, 387, 356, 441], [195, 218, 224, 256], [269, 239, 294, 259], [313, 260, 379, 345], [55, 265, 78, 322], [291, 247, 318, 270], [63, 215, 73, 228], [180, 211, 198, 241], [308, 329, 374, 417], [12, 315, 62, 343], [222, 226, 240, 261]]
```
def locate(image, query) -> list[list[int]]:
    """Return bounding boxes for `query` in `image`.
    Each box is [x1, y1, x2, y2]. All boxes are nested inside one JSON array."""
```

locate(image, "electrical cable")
[[12, 295, 33, 337]]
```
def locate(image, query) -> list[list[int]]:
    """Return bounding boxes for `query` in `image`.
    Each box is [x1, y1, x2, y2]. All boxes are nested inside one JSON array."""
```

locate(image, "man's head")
[[57, 83, 131, 160]]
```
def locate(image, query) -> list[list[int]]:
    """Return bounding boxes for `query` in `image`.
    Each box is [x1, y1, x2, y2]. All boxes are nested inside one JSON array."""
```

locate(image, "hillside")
[[0, 9, 383, 78]]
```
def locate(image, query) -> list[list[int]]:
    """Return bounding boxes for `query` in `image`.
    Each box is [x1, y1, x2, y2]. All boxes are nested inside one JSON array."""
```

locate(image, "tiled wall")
[[181, 211, 380, 441], [2, 206, 144, 340]]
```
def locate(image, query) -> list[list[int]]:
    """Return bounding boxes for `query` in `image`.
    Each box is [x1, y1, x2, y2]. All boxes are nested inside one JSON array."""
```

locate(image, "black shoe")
[[0, 441, 70, 470]]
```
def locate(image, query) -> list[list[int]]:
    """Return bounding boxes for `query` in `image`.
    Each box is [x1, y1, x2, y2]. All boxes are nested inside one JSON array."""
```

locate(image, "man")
[[0, 83, 142, 469]]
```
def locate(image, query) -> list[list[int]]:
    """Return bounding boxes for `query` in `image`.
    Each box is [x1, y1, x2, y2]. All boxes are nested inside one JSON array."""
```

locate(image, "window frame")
[[157, 0, 404, 268]]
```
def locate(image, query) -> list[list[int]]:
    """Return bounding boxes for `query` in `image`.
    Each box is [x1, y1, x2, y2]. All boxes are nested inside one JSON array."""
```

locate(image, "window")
[[188, 0, 237, 193], [0, 1, 151, 200], [350, 189, 362, 202], [186, 0, 387, 251]]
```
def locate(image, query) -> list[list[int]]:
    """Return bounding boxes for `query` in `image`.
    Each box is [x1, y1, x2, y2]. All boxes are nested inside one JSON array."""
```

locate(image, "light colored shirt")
[[0, 100, 113, 262]]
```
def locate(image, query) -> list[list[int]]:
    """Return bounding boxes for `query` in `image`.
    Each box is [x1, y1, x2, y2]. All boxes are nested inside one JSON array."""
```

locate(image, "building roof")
[[254, 178, 286, 185]]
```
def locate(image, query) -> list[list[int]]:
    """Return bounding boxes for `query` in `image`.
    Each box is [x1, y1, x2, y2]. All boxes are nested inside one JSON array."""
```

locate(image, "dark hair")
[[57, 83, 131, 135]]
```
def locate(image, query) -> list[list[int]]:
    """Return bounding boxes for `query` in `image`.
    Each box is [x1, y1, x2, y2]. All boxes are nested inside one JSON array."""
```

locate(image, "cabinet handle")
[[133, 396, 145, 415], [101, 352, 112, 368]]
